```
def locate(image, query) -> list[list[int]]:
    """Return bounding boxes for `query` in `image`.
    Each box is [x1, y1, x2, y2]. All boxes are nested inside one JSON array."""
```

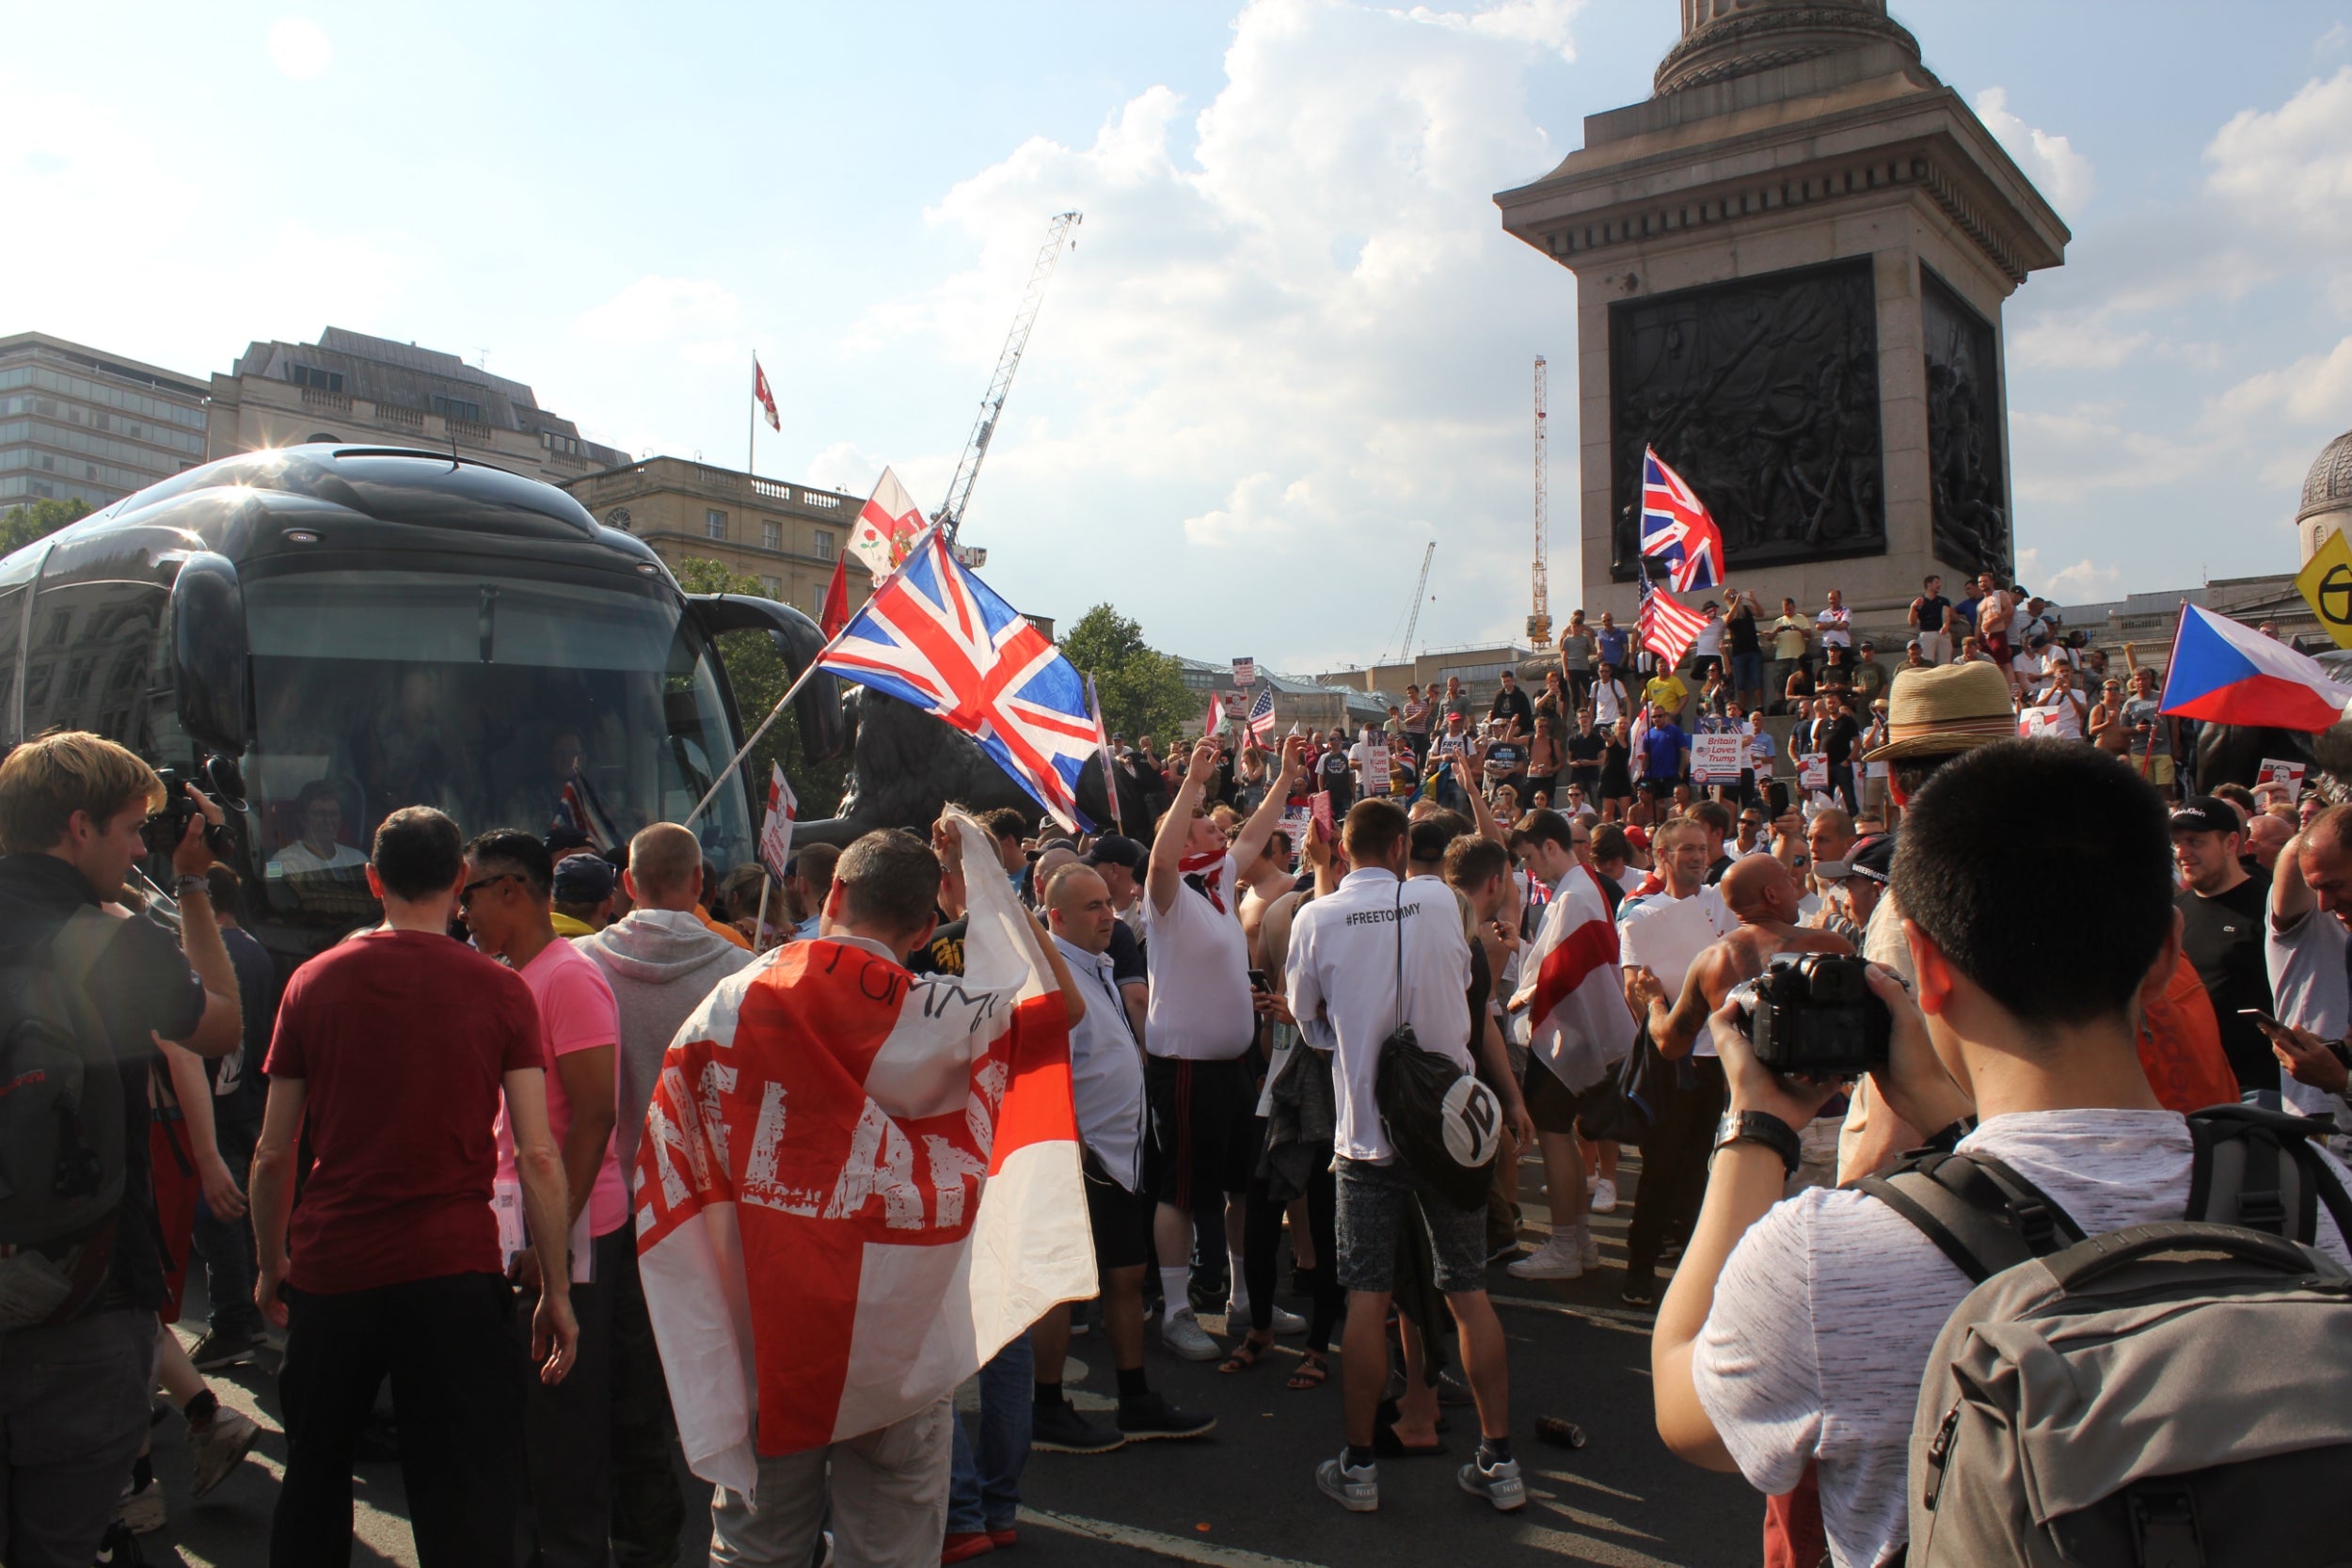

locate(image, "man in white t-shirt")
[[2267, 817, 2352, 1139], [1813, 591, 1851, 660], [1288, 799, 1525, 1516], [272, 782, 368, 876], [1650, 740, 2352, 1568], [1143, 733, 1302, 1361]]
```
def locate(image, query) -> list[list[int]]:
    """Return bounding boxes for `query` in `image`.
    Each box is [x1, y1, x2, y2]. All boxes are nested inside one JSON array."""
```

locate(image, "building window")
[[812, 585, 827, 617], [814, 529, 834, 561], [431, 394, 483, 423], [705, 509, 727, 541], [290, 364, 343, 392], [762, 520, 782, 551], [759, 575, 783, 598]]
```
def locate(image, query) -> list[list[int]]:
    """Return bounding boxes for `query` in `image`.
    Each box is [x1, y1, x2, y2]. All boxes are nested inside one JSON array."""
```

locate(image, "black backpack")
[[0, 907, 128, 1329], [1863, 1105, 2352, 1567], [1371, 881, 1501, 1211]]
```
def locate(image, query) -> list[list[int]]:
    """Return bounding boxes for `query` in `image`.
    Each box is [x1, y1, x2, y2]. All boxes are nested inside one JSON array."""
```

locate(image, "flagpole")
[[747, 350, 756, 479]]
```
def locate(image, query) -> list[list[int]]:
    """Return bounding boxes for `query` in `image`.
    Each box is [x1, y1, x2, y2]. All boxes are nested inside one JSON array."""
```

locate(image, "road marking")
[[1018, 1506, 1333, 1568], [1509, 1518, 1687, 1567], [1491, 1291, 1657, 1338]]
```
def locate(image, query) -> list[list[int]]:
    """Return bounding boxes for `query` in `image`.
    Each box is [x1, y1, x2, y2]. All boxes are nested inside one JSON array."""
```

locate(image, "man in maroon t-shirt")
[[248, 807, 575, 1568]]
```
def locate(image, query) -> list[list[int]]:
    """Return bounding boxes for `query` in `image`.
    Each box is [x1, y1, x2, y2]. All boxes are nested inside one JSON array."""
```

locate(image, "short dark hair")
[[465, 829, 553, 898], [982, 807, 1027, 842], [1893, 742, 2171, 1027], [1591, 824, 1630, 863], [1408, 818, 1456, 866], [1690, 800, 1732, 838], [204, 863, 246, 921], [295, 779, 342, 816], [834, 830, 941, 938], [1519, 808, 1576, 853], [375, 807, 465, 901], [1341, 798, 1409, 865], [1443, 836, 1509, 891]]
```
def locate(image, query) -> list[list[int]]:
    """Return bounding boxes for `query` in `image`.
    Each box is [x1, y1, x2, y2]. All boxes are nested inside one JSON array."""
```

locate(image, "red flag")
[[818, 551, 850, 639], [753, 358, 781, 433]]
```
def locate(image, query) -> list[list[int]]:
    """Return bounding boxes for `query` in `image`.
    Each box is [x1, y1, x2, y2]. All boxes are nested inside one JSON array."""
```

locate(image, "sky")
[[8, 1, 2352, 672]]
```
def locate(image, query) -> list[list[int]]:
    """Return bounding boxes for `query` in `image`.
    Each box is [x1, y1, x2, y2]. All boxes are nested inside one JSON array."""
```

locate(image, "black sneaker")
[[189, 1325, 267, 1372], [93, 1519, 144, 1565], [1030, 1398, 1126, 1454], [1621, 1275, 1658, 1307], [1116, 1389, 1216, 1442]]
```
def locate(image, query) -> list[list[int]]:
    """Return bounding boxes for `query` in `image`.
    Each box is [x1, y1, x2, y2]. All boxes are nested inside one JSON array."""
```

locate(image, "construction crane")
[[935, 210, 1082, 544], [1388, 541, 1438, 665], [1526, 355, 1551, 646]]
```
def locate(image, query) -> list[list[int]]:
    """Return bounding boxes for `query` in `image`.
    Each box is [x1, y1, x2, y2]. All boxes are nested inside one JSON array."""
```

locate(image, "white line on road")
[[1490, 1292, 1658, 1338], [1017, 1506, 1333, 1568]]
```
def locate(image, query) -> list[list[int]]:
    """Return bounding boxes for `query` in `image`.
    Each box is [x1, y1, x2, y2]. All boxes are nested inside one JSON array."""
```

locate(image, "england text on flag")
[[847, 467, 926, 581], [1640, 447, 1724, 594], [1521, 863, 1632, 1091], [1246, 686, 1277, 742], [815, 530, 1100, 832], [633, 813, 1092, 1487], [1638, 569, 1711, 669]]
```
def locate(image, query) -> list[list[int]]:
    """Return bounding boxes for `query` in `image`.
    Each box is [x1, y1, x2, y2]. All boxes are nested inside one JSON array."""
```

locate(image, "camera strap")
[[1391, 879, 1406, 1041]]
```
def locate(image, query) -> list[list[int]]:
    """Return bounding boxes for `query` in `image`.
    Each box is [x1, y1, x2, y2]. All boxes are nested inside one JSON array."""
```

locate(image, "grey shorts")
[[1333, 1156, 1488, 1295]]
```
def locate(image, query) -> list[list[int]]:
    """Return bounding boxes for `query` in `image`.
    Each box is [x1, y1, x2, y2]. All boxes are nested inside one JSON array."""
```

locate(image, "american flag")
[[1640, 446, 1724, 594], [816, 530, 1099, 832], [1245, 685, 1277, 742], [1638, 563, 1710, 669]]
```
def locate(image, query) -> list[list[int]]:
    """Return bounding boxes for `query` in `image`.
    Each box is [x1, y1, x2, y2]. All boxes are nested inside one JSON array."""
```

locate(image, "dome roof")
[[1655, 0, 1922, 96], [2302, 428, 2352, 521]]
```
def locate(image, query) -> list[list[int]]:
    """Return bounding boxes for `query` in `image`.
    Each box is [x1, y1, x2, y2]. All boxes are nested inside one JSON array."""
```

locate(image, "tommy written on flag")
[[847, 467, 926, 581], [753, 358, 781, 433], [1640, 446, 1724, 594], [632, 811, 1094, 1486]]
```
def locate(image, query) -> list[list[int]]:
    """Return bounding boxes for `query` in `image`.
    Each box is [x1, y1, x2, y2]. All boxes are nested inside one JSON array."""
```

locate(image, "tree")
[[1060, 604, 1196, 745], [0, 497, 91, 555], [671, 557, 850, 816]]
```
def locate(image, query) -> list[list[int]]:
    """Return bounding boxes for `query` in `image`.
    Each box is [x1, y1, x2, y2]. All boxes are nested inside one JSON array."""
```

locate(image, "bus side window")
[[0, 586, 24, 746]]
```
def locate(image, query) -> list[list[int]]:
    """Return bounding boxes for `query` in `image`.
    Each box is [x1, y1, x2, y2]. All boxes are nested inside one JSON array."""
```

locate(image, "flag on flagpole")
[[756, 765, 797, 884], [815, 529, 1100, 832], [818, 551, 851, 639], [1637, 564, 1710, 668], [753, 358, 781, 433], [847, 467, 926, 580], [2160, 603, 2352, 731], [1245, 686, 1277, 743], [634, 811, 1092, 1483], [1640, 447, 1723, 594], [1086, 673, 1122, 834], [1203, 692, 1228, 737]]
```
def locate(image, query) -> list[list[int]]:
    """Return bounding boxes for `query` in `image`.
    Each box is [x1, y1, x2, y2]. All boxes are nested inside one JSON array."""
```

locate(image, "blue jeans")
[[946, 1333, 1033, 1534], [192, 1113, 263, 1338], [1730, 650, 1762, 696]]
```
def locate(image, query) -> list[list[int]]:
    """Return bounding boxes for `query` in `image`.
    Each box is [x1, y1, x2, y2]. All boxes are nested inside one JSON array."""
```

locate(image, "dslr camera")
[[1742, 953, 1890, 1078], [139, 768, 233, 860]]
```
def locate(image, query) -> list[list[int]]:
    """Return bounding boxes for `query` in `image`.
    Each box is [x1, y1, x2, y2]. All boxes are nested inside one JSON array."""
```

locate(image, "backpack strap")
[[1859, 1150, 2089, 1285], [2185, 1102, 2352, 1247]]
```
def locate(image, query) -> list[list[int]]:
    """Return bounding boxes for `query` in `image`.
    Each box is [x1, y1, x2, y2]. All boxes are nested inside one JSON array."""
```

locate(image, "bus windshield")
[[241, 568, 753, 926]]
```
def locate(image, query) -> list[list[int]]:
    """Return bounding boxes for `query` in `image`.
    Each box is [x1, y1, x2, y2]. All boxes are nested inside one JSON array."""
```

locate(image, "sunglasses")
[[459, 871, 521, 907]]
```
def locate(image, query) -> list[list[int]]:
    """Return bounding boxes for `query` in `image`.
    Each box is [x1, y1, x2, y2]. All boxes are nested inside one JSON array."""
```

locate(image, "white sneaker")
[[1159, 1307, 1222, 1362], [1316, 1449, 1380, 1513], [1590, 1177, 1618, 1214], [1505, 1234, 1584, 1280], [188, 1406, 263, 1499], [1576, 1222, 1601, 1269], [1229, 1299, 1308, 1336], [1458, 1451, 1527, 1512]]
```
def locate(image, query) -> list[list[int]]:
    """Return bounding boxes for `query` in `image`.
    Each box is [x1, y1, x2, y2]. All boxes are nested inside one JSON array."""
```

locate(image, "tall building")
[[207, 326, 628, 483], [561, 456, 874, 621], [0, 332, 210, 511]]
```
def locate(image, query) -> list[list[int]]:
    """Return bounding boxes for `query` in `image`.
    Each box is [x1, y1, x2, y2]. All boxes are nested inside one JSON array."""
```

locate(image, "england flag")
[[1520, 863, 1632, 1091]]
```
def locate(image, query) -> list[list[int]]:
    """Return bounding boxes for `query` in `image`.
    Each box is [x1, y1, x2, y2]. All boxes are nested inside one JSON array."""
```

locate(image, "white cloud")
[[2009, 315, 2150, 371], [266, 18, 332, 82], [1974, 87, 2095, 216], [1396, 0, 1581, 62], [2207, 67, 2352, 264], [2042, 559, 2121, 601], [2209, 335, 2352, 429]]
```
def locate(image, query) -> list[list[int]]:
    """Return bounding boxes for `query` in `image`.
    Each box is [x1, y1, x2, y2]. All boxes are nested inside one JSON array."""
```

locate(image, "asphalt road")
[[146, 1149, 1762, 1567]]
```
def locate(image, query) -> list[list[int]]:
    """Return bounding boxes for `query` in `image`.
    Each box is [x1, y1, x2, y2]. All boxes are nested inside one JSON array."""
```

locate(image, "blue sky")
[[8, 1, 2352, 669]]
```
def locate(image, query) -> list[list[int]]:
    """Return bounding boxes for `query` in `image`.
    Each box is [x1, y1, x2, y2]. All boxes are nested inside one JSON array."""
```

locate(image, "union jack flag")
[[816, 530, 1098, 832], [1638, 562, 1710, 670], [1640, 446, 1723, 594], [1245, 685, 1277, 742]]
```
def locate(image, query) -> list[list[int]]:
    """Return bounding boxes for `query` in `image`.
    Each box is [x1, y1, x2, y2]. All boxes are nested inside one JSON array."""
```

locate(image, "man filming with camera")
[[1649, 741, 2352, 1568]]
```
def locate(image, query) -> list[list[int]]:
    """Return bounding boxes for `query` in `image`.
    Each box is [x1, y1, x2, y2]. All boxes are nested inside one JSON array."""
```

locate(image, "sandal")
[[1218, 1333, 1273, 1374], [1373, 1419, 1448, 1458], [1287, 1352, 1329, 1391]]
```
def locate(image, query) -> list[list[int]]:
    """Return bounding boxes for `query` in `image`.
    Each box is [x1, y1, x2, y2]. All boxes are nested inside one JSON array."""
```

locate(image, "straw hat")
[[1862, 662, 2016, 762]]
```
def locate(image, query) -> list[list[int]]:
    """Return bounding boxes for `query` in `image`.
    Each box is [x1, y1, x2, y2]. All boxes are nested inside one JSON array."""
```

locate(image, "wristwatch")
[[175, 875, 210, 902], [1712, 1109, 1800, 1175]]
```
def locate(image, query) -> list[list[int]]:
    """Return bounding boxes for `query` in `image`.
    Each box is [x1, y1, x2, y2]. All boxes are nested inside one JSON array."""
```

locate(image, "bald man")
[[575, 822, 759, 1567], [1615, 854, 1854, 1305]]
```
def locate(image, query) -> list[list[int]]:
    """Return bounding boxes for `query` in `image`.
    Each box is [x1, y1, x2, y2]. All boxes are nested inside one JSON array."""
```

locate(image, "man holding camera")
[[1648, 742, 2352, 1568]]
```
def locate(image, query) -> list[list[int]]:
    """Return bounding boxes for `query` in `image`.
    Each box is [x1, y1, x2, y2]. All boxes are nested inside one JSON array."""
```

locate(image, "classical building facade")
[[207, 326, 627, 482], [0, 333, 209, 512], [560, 457, 873, 621]]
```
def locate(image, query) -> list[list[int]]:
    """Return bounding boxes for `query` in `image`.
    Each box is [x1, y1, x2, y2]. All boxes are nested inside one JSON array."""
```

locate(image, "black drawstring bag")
[[1373, 880, 1502, 1212]]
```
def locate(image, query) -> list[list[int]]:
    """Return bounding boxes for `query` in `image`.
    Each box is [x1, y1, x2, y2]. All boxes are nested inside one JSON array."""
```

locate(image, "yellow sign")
[[2296, 528, 2352, 649]]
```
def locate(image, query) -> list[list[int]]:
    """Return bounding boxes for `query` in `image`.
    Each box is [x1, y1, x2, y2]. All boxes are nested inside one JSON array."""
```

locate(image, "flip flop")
[[1218, 1335, 1273, 1374]]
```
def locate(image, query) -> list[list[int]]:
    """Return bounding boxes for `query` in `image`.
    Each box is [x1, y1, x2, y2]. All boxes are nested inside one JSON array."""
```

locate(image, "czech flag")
[[2159, 604, 2352, 731]]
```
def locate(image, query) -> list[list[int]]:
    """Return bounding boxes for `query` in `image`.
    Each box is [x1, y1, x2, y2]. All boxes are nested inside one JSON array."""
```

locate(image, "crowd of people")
[[5, 559, 2351, 1568]]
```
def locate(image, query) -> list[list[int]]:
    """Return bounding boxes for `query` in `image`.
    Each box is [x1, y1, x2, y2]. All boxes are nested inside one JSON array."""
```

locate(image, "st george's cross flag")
[[756, 765, 796, 884], [753, 359, 781, 433], [1638, 565, 1712, 669], [847, 467, 927, 581], [817, 529, 1100, 832], [1640, 447, 1724, 594], [1519, 863, 1633, 1093], [633, 812, 1094, 1492], [2160, 602, 2352, 731]]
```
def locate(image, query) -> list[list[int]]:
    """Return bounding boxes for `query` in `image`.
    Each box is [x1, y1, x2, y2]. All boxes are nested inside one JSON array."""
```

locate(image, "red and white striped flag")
[[1520, 863, 1633, 1091], [1204, 691, 1228, 736], [633, 813, 1093, 1490], [1638, 571, 1709, 669]]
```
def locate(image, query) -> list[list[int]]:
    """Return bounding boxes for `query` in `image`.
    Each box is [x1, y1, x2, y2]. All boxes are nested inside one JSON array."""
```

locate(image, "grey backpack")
[[0, 907, 128, 1329], [1862, 1106, 2352, 1568]]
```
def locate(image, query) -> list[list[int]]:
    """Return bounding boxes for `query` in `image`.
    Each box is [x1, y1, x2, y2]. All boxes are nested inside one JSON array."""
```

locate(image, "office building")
[[0, 332, 209, 511]]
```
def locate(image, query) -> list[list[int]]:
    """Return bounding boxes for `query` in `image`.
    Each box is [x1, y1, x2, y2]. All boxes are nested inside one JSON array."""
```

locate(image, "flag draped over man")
[[633, 813, 1094, 1493], [1521, 863, 1632, 1094]]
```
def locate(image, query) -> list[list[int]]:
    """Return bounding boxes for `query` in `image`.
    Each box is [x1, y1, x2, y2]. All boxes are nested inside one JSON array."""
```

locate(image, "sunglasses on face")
[[459, 871, 521, 908]]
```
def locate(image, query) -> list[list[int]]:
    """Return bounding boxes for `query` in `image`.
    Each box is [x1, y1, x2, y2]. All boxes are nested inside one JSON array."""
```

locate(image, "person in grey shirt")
[[1557, 611, 1596, 706]]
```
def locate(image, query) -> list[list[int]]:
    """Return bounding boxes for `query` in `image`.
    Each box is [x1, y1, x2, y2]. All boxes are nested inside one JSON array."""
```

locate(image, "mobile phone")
[[1248, 968, 1268, 993], [2237, 1007, 2284, 1031]]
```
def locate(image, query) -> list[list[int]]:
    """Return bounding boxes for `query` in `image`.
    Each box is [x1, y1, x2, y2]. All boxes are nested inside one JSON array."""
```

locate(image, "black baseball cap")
[[1822, 832, 1894, 884], [1083, 834, 1147, 873], [551, 852, 616, 904], [2170, 797, 2240, 835]]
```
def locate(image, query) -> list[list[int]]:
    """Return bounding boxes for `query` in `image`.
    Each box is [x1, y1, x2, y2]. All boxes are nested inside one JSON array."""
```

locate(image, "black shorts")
[[1083, 1149, 1153, 1271], [1521, 1052, 1609, 1137], [1144, 1055, 1260, 1209]]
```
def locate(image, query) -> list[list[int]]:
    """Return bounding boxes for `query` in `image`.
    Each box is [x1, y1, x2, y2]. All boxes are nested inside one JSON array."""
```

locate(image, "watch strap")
[[1714, 1110, 1800, 1175]]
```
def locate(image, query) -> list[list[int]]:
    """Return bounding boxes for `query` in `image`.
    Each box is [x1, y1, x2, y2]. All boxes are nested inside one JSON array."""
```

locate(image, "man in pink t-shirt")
[[465, 830, 626, 1568]]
